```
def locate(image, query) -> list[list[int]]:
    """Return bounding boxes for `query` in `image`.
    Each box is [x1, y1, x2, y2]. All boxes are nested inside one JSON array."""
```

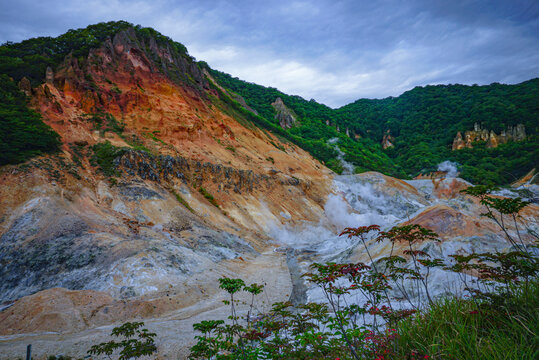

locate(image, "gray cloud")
[[1, 0, 538, 107]]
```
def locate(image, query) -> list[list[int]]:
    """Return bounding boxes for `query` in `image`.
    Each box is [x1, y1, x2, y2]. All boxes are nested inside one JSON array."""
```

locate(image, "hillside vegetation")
[[1, 21, 537, 185], [209, 70, 538, 185], [0, 74, 60, 165], [338, 81, 539, 184]]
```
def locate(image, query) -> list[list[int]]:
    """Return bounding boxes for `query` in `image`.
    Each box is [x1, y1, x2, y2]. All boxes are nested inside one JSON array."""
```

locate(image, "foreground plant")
[[395, 280, 539, 359], [189, 183, 538, 359], [87, 322, 157, 360], [450, 186, 539, 305], [396, 185, 539, 359], [189, 224, 441, 360]]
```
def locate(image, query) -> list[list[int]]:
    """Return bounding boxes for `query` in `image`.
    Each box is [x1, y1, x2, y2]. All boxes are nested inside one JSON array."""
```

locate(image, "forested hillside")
[[208, 69, 538, 185], [338, 80, 539, 184], [1, 21, 537, 185], [206, 67, 403, 176]]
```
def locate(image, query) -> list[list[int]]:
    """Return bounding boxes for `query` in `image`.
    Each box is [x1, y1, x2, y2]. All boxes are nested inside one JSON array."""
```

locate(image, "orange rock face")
[[0, 28, 332, 333], [16, 27, 333, 234], [0, 288, 113, 335], [452, 122, 527, 150], [404, 204, 494, 240]]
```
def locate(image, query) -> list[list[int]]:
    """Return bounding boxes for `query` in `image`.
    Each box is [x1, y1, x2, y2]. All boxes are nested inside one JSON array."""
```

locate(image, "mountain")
[[2, 21, 537, 184], [0, 19, 332, 318], [0, 21, 537, 358], [336, 80, 539, 184], [210, 70, 539, 185], [0, 21, 401, 179]]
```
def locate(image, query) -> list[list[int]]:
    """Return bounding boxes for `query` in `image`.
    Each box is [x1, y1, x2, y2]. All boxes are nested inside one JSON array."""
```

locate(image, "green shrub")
[[0, 75, 60, 166], [88, 321, 157, 360], [85, 112, 125, 134], [171, 189, 195, 213], [198, 187, 219, 208], [91, 141, 126, 177]]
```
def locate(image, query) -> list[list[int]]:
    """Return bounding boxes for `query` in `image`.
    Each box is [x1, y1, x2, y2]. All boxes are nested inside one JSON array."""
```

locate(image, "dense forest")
[[0, 74, 60, 166], [0, 21, 537, 185], [208, 68, 538, 185], [338, 80, 539, 184]]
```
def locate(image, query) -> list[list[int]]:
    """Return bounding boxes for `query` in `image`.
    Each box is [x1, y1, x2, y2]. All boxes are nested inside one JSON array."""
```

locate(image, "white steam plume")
[[437, 161, 459, 178], [327, 138, 355, 175]]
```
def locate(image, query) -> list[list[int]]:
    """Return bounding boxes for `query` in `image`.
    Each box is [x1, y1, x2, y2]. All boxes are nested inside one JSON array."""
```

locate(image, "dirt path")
[[286, 248, 308, 307]]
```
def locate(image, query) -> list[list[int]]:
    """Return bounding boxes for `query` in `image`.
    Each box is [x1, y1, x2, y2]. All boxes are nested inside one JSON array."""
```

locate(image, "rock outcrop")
[[45, 66, 54, 84], [452, 131, 465, 150], [452, 122, 526, 150], [18, 77, 32, 96], [115, 150, 279, 194], [381, 129, 394, 149], [272, 97, 297, 129], [413, 171, 448, 180]]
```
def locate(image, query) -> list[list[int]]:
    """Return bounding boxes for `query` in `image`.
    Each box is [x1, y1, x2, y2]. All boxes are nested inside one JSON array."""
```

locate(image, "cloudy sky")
[[1, 0, 538, 107]]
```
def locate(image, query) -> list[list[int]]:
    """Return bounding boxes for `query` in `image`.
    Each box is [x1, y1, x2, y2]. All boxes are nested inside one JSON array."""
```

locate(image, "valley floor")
[[0, 249, 291, 359]]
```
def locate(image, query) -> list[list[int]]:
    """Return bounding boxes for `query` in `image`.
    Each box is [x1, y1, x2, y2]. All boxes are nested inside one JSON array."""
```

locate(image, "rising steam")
[[437, 161, 459, 178]]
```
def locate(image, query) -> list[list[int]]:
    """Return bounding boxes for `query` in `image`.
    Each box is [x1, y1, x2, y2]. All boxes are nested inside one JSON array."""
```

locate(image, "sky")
[[1, 0, 538, 108]]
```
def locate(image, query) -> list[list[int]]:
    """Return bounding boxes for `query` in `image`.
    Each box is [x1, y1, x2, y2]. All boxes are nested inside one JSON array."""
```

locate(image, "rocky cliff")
[[452, 122, 526, 150], [381, 129, 394, 149], [0, 24, 331, 340], [271, 97, 298, 129]]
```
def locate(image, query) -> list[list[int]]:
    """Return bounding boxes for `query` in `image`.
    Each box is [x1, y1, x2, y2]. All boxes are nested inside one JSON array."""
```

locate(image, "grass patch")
[[395, 281, 539, 359], [171, 189, 195, 213], [269, 140, 286, 152], [90, 141, 127, 177], [84, 112, 125, 135], [110, 85, 121, 94], [225, 145, 236, 153], [68, 141, 89, 169], [198, 187, 219, 208], [121, 133, 152, 153], [147, 132, 166, 145]]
